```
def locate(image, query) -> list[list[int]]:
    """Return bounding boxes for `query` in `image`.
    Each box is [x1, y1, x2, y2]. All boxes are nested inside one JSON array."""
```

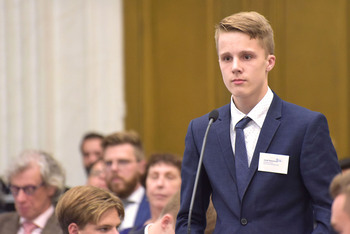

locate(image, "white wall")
[[0, 0, 125, 187]]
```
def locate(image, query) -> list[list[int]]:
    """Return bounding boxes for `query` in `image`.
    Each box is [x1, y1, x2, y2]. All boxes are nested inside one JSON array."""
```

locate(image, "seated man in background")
[[55, 185, 124, 234], [80, 132, 104, 174], [0, 149, 66, 234], [103, 131, 150, 231], [86, 159, 109, 190], [330, 171, 350, 234]]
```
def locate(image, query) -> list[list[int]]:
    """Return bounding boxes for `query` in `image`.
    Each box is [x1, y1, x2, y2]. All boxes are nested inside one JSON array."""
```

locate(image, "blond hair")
[[55, 186, 124, 234], [215, 11, 274, 55]]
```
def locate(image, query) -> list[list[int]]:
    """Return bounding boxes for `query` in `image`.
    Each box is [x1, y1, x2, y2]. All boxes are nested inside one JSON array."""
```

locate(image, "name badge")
[[258, 153, 289, 174]]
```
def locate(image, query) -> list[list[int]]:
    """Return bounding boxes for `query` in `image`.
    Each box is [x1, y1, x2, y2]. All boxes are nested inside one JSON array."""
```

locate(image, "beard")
[[107, 173, 139, 199]]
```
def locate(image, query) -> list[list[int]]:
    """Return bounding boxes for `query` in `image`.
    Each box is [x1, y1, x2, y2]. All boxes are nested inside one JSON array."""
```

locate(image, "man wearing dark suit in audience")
[[176, 11, 341, 233], [0, 149, 65, 234], [103, 131, 150, 232]]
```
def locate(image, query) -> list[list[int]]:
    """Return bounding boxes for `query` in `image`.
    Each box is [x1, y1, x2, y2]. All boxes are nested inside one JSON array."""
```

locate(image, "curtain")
[[0, 0, 124, 186]]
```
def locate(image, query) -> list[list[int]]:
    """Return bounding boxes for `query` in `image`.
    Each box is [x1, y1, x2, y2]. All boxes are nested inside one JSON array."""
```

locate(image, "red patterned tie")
[[22, 221, 37, 234]]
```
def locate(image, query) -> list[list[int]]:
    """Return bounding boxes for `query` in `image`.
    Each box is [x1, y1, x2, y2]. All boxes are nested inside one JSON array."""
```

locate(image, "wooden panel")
[[124, 0, 349, 159]]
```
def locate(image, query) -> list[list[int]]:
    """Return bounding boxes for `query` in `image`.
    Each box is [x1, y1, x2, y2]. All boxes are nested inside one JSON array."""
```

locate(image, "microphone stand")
[[187, 117, 215, 234]]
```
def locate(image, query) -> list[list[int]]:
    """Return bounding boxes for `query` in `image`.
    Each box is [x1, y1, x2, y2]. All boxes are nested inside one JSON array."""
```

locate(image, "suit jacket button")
[[241, 218, 248, 225]]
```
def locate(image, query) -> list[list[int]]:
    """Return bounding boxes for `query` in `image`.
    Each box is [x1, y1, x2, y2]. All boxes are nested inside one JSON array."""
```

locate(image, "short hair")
[[215, 11, 274, 55], [5, 149, 66, 202], [102, 130, 144, 161], [80, 132, 104, 153], [55, 185, 124, 234], [330, 171, 350, 215], [145, 153, 182, 179], [143, 153, 182, 188]]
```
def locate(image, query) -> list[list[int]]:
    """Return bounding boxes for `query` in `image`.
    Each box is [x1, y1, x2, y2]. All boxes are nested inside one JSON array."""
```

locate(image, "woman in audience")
[[121, 153, 181, 233]]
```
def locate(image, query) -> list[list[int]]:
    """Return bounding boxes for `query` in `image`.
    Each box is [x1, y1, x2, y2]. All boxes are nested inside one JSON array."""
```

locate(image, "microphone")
[[187, 109, 219, 234]]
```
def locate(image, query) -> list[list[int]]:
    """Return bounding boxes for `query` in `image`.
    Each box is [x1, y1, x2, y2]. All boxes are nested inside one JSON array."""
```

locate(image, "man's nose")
[[15, 189, 27, 202], [232, 58, 242, 74]]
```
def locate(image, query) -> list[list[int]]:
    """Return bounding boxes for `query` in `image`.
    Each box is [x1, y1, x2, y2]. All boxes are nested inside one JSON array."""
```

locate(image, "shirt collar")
[[231, 87, 273, 128], [123, 185, 145, 204], [20, 205, 54, 229]]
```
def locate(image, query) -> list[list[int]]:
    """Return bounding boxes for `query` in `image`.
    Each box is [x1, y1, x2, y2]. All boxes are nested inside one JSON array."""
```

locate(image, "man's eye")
[[222, 56, 231, 61], [98, 226, 111, 232], [243, 54, 252, 60], [105, 161, 112, 167]]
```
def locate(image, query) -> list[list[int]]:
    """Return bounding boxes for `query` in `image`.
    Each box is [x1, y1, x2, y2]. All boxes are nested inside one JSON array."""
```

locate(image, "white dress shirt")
[[230, 87, 273, 166], [18, 205, 54, 234], [119, 186, 146, 231]]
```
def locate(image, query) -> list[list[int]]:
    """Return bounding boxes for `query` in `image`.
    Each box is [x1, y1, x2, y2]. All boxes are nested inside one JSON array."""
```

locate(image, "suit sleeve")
[[175, 120, 212, 234], [300, 113, 341, 233]]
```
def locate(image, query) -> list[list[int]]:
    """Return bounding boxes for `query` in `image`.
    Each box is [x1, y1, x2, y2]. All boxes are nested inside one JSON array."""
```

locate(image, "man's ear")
[[46, 185, 56, 197], [68, 223, 80, 234], [160, 214, 175, 230], [266, 54, 276, 72]]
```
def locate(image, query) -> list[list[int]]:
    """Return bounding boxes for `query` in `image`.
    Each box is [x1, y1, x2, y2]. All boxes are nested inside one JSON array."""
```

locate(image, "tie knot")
[[122, 200, 135, 207], [235, 117, 251, 129], [23, 221, 37, 234]]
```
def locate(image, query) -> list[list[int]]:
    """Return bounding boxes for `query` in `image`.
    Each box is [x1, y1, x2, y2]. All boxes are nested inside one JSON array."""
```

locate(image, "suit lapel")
[[215, 104, 237, 184], [241, 94, 283, 199]]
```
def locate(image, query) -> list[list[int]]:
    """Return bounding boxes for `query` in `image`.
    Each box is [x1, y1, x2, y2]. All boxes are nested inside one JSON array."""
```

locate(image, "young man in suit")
[[0, 149, 65, 234], [103, 131, 150, 232], [176, 11, 341, 233], [56, 185, 124, 234]]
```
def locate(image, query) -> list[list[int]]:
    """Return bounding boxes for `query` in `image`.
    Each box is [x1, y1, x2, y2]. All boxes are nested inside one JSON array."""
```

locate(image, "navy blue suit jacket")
[[176, 94, 341, 234], [134, 193, 150, 228], [120, 193, 150, 234]]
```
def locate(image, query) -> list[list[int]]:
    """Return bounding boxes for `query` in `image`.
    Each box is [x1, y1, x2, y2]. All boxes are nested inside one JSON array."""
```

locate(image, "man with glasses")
[[102, 131, 150, 232], [0, 149, 65, 234]]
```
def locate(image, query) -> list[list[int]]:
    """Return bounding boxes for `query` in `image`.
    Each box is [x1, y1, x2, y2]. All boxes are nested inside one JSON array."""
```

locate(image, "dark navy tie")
[[235, 117, 251, 200]]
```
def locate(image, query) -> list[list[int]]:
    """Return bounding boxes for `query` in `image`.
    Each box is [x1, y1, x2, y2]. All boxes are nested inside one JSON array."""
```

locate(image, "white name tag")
[[258, 153, 289, 174]]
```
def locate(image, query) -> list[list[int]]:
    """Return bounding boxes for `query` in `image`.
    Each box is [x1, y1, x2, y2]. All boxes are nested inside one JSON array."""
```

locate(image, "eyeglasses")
[[9, 182, 45, 196], [105, 159, 136, 170]]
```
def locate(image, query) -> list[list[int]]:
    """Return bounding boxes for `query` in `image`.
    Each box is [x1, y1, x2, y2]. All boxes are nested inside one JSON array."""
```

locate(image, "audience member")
[[80, 132, 104, 174], [122, 153, 182, 233], [0, 149, 65, 233], [86, 159, 109, 190], [145, 153, 182, 224], [102, 131, 150, 231], [330, 171, 350, 234], [176, 11, 341, 233], [55, 185, 124, 234]]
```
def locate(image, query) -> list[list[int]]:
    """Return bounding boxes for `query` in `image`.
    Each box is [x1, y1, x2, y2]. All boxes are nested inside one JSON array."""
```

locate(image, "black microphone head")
[[208, 109, 219, 122]]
